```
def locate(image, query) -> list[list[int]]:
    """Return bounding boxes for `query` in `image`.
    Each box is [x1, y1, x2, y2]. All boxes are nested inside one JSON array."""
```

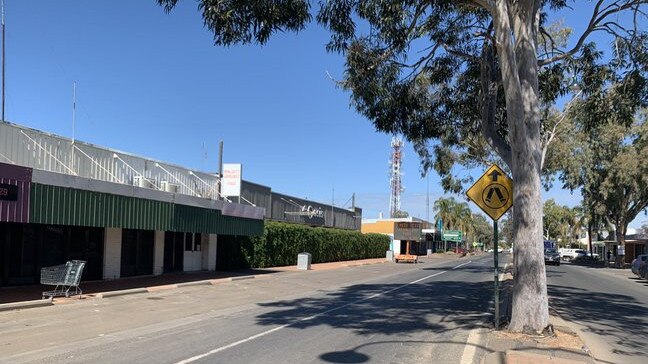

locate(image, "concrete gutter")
[[0, 298, 53, 312], [95, 288, 148, 298]]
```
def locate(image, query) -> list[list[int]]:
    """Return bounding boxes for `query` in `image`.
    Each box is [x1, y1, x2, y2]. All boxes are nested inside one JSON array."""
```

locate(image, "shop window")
[[185, 233, 193, 251], [194, 233, 202, 251], [183, 232, 202, 251]]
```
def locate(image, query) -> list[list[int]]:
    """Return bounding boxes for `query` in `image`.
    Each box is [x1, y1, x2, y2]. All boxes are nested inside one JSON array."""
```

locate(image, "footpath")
[[0, 257, 394, 311], [477, 263, 596, 364]]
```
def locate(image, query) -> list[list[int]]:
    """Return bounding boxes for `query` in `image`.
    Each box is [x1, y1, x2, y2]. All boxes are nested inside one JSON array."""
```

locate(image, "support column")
[[153, 230, 164, 276], [103, 227, 122, 280], [203, 234, 217, 271]]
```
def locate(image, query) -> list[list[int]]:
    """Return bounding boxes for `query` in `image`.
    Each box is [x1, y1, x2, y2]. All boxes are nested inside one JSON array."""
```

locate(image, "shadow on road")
[[318, 339, 595, 363], [548, 283, 648, 358], [254, 278, 494, 336]]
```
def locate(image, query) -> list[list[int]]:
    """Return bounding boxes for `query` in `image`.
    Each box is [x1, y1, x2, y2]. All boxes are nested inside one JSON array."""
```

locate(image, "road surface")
[[0, 254, 501, 364], [546, 262, 648, 364]]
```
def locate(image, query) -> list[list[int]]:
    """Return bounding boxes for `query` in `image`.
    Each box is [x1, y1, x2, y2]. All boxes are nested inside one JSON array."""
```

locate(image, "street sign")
[[443, 230, 462, 242], [465, 164, 514, 329], [466, 164, 513, 221], [394, 222, 423, 241]]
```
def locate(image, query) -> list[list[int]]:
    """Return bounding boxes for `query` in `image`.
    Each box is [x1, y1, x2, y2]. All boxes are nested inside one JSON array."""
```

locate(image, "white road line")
[[459, 328, 482, 364], [452, 261, 473, 270], [175, 260, 473, 364]]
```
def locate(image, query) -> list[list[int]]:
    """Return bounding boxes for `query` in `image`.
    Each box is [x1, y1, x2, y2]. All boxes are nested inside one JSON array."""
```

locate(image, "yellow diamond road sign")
[[466, 164, 513, 221]]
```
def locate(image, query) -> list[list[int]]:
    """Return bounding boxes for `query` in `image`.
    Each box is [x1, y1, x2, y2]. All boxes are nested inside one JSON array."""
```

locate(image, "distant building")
[[361, 217, 435, 255]]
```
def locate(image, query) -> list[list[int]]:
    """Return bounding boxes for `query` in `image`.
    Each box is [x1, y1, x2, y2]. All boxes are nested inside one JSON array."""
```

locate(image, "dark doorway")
[[0, 223, 104, 286], [121, 229, 154, 277], [163, 231, 184, 273], [216, 235, 252, 270]]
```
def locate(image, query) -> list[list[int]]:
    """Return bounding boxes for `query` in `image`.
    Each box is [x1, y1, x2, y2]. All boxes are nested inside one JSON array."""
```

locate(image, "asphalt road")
[[546, 262, 648, 364], [0, 254, 500, 364]]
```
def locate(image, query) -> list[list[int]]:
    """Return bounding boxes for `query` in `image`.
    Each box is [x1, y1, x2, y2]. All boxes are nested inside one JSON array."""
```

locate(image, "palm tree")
[[433, 197, 456, 231], [453, 202, 473, 245]]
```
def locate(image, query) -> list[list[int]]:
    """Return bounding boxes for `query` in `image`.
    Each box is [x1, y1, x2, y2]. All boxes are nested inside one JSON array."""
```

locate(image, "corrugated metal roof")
[[30, 183, 173, 230], [29, 183, 263, 235], [173, 204, 263, 236]]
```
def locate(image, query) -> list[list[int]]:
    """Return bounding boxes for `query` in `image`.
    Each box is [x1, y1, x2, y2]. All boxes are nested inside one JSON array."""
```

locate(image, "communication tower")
[[389, 137, 404, 217]]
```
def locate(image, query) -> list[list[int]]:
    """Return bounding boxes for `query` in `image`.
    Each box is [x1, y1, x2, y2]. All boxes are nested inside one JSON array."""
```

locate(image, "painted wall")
[[103, 227, 122, 280], [361, 220, 396, 235], [153, 230, 164, 275], [183, 251, 202, 272], [0, 162, 31, 223]]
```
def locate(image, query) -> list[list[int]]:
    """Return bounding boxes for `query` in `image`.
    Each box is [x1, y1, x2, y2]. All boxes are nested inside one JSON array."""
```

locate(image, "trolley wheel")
[[395, 259, 399, 263]]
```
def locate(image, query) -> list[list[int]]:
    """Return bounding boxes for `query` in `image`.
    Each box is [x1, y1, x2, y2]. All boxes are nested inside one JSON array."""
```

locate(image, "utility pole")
[[426, 173, 430, 223], [2, 0, 6, 121], [330, 186, 335, 227]]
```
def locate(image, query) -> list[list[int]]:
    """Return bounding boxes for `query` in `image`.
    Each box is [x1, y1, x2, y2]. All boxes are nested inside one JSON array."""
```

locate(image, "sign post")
[[466, 164, 513, 329]]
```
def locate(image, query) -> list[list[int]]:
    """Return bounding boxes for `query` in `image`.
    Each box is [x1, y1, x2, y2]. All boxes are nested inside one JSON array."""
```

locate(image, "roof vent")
[[161, 181, 179, 193], [133, 176, 155, 189]]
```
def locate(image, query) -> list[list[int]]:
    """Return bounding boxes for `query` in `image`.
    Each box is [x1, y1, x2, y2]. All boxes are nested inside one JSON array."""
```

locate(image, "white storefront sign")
[[221, 163, 242, 197]]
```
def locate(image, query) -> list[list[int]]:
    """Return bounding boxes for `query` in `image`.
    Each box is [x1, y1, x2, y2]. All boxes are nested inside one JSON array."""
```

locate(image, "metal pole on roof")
[[218, 140, 223, 200], [72, 81, 76, 143]]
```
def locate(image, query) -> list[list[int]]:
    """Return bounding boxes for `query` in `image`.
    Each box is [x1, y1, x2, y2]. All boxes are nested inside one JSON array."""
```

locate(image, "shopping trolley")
[[40, 260, 86, 299]]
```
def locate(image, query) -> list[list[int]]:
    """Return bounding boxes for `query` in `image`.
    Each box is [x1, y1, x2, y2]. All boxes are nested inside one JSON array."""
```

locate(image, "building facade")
[[361, 217, 433, 255], [0, 121, 361, 286]]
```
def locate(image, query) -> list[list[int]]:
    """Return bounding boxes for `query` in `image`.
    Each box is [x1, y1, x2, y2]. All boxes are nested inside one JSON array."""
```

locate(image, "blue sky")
[[3, 1, 645, 229]]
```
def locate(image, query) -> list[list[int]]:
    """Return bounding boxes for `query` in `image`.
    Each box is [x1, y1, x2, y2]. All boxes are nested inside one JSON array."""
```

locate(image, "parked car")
[[544, 248, 561, 266], [559, 248, 587, 262], [585, 251, 600, 260], [631, 254, 648, 276], [639, 261, 648, 280]]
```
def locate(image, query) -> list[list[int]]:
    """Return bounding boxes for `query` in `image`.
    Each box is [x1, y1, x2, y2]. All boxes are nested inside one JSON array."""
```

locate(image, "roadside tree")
[[561, 112, 648, 251]]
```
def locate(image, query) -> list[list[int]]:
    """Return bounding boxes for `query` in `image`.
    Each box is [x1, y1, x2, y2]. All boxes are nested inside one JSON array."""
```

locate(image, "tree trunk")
[[493, 1, 548, 333], [588, 223, 593, 258], [615, 223, 627, 267]]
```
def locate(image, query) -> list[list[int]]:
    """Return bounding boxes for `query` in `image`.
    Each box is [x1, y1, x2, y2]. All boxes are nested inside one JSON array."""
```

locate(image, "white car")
[[585, 251, 600, 260], [559, 248, 587, 262]]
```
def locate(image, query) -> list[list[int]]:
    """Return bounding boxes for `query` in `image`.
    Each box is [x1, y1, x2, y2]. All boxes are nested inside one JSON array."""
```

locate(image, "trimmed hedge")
[[217, 221, 390, 269]]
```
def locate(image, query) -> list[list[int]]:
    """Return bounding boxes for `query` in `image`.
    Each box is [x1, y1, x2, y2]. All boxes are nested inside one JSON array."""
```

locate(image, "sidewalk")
[[0, 253, 463, 310], [478, 263, 595, 364]]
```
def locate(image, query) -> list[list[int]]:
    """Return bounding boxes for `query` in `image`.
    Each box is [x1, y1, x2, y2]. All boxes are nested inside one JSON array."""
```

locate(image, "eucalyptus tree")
[[157, 0, 648, 333], [561, 112, 648, 248], [471, 213, 493, 247], [543, 199, 566, 242]]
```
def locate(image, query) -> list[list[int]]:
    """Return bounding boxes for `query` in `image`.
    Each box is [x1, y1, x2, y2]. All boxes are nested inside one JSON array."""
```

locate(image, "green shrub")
[[220, 221, 389, 269]]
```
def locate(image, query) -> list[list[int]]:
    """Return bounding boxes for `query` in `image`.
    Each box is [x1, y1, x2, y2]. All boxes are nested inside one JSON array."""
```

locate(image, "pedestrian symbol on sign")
[[466, 164, 513, 221], [482, 183, 509, 209]]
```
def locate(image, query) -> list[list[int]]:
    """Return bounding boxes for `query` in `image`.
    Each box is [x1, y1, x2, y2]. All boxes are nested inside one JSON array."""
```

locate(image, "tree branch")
[[480, 30, 512, 168], [538, 0, 648, 67]]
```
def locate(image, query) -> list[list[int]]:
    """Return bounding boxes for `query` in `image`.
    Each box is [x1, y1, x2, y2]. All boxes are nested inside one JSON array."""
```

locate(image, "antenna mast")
[[389, 137, 404, 218]]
